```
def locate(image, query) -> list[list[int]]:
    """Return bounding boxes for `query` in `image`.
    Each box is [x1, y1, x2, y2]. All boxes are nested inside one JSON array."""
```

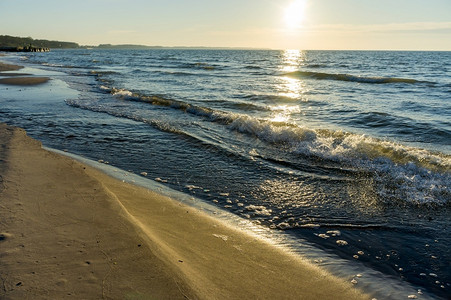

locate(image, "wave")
[[105, 86, 450, 169], [346, 112, 451, 143], [182, 62, 218, 71], [71, 86, 450, 206], [41, 62, 65, 68], [307, 64, 327, 68], [229, 116, 450, 168], [283, 71, 433, 85], [242, 93, 318, 104], [229, 101, 268, 112], [244, 65, 263, 70], [161, 71, 197, 76], [90, 70, 119, 76], [231, 118, 450, 206], [41, 62, 87, 69], [202, 99, 269, 112]]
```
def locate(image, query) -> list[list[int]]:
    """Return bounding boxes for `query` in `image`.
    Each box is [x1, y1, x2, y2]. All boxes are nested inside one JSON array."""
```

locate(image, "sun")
[[284, 0, 306, 29]]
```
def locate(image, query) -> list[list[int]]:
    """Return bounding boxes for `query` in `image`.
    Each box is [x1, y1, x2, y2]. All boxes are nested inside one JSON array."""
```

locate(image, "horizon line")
[[2, 34, 450, 52]]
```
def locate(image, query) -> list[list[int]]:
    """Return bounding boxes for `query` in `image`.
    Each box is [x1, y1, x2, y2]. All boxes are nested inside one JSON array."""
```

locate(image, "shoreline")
[[0, 61, 49, 86], [0, 122, 369, 299], [0, 123, 196, 299]]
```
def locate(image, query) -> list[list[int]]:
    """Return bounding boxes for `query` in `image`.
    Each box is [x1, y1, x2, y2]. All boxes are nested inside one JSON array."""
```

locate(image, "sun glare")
[[284, 0, 306, 29]]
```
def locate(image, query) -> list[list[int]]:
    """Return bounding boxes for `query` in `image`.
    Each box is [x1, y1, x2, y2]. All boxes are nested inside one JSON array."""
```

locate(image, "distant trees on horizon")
[[0, 35, 79, 49]]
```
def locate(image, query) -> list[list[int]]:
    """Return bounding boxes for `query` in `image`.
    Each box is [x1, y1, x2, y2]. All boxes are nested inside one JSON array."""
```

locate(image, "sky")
[[1, 0, 451, 50]]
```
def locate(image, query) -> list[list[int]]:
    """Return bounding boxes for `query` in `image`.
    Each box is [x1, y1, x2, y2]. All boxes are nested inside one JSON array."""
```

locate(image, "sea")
[[0, 49, 450, 299]]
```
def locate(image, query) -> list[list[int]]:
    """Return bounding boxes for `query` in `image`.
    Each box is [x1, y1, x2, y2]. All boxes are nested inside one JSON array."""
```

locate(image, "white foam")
[[336, 240, 348, 246], [245, 205, 273, 216], [111, 88, 133, 98], [66, 82, 450, 207], [224, 114, 450, 205], [326, 230, 341, 237]]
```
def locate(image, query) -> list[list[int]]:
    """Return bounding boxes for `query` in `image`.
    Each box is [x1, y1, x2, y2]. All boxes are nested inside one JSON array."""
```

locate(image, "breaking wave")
[[68, 86, 450, 206], [283, 71, 433, 85]]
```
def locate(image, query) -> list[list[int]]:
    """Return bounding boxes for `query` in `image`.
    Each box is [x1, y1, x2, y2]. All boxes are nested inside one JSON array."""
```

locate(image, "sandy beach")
[[0, 123, 197, 299], [0, 60, 370, 299], [0, 62, 49, 86], [0, 62, 23, 72], [0, 124, 369, 300]]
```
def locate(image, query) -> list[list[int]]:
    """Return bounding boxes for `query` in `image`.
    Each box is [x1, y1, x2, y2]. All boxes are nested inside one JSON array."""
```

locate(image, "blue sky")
[[1, 0, 450, 50]]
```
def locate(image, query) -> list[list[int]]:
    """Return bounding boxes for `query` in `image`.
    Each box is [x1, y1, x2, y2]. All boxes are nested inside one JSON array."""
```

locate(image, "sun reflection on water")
[[278, 76, 306, 100], [268, 50, 308, 123], [270, 104, 302, 123], [277, 50, 308, 100], [280, 49, 304, 73]]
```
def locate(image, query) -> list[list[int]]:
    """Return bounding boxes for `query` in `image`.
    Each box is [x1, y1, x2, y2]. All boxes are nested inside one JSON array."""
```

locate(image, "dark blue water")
[[1, 49, 450, 299]]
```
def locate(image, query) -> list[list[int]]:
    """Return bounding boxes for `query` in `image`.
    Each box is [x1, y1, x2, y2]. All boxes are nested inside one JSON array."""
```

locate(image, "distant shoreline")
[[0, 46, 50, 52], [2, 35, 450, 51]]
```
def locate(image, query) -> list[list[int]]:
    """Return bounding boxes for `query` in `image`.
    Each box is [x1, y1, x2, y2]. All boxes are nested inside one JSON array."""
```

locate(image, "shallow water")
[[1, 49, 450, 299]]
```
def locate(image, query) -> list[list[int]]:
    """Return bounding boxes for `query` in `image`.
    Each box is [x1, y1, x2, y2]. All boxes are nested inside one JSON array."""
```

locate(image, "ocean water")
[[1, 49, 450, 299]]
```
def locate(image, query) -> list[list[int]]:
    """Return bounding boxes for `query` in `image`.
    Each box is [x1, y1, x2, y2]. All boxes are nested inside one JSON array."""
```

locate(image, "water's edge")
[[45, 146, 434, 300]]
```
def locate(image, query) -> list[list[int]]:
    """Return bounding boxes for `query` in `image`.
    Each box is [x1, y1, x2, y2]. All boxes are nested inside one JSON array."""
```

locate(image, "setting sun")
[[284, 0, 306, 29]]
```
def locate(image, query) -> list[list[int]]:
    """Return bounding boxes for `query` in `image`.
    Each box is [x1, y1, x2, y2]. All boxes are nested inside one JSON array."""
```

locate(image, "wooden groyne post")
[[0, 46, 50, 52]]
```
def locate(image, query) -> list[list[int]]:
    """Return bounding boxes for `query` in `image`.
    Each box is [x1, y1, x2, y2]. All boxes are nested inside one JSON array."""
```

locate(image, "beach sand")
[[0, 62, 49, 86], [0, 122, 369, 299], [0, 123, 196, 299], [0, 62, 23, 72], [0, 77, 50, 86]]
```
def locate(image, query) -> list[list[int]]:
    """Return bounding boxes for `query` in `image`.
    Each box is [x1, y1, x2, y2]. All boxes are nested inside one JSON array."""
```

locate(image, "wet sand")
[[0, 77, 50, 85], [0, 62, 49, 86], [0, 122, 369, 299], [0, 123, 196, 299], [0, 62, 23, 72]]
